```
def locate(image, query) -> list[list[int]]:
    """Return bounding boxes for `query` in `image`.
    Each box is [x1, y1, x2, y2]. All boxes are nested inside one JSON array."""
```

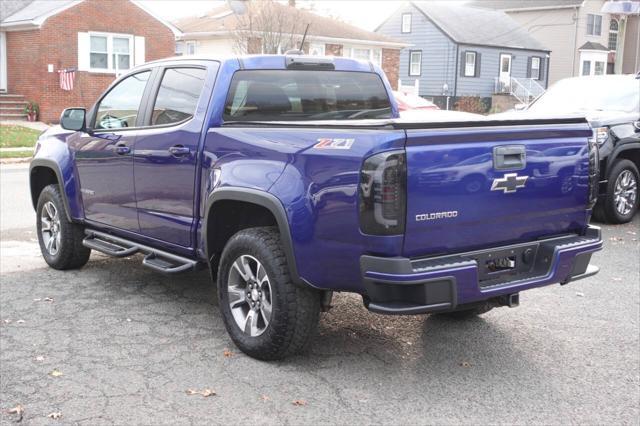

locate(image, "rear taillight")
[[587, 137, 599, 209], [359, 150, 406, 235]]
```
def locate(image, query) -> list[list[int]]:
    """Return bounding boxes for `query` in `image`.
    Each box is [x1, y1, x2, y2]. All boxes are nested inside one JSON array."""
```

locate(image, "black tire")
[[36, 184, 91, 270], [433, 302, 493, 320], [217, 227, 320, 360], [600, 159, 639, 224]]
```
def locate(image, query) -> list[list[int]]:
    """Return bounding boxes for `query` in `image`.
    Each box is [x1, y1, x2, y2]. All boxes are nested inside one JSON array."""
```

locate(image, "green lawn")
[[0, 125, 41, 148], [0, 150, 33, 158]]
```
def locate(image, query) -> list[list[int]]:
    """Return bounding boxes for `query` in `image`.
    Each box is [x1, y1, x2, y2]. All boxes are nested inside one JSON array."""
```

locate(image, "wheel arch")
[[203, 187, 304, 286], [29, 159, 73, 222], [606, 144, 640, 177]]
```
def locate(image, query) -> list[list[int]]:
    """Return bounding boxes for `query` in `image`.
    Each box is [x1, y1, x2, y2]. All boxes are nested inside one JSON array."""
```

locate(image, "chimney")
[[288, 0, 295, 6]]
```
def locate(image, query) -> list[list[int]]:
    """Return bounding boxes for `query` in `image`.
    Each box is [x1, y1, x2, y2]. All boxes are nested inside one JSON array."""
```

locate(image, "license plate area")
[[470, 244, 542, 287]]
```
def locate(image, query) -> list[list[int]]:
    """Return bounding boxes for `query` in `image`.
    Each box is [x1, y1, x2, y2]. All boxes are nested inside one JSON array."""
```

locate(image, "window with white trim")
[[464, 52, 476, 77], [531, 57, 541, 80], [345, 47, 382, 66], [89, 33, 133, 72], [186, 41, 196, 55], [582, 60, 591, 76], [409, 50, 421, 76], [609, 19, 619, 51], [586, 14, 602, 36], [594, 61, 605, 75], [402, 13, 412, 33]]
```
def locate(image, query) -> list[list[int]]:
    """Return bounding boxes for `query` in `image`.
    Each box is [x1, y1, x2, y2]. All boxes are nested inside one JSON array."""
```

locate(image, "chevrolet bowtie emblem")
[[491, 173, 528, 193]]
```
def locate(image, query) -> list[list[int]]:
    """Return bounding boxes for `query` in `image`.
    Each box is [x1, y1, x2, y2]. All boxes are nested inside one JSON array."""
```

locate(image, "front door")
[[499, 53, 512, 91], [72, 70, 152, 232], [133, 66, 211, 247]]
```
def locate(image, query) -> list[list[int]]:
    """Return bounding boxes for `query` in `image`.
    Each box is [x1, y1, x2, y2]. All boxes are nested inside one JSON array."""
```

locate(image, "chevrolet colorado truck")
[[30, 55, 603, 360]]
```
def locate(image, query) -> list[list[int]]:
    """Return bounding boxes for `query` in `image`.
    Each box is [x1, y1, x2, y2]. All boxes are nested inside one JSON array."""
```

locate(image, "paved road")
[[1, 163, 638, 424]]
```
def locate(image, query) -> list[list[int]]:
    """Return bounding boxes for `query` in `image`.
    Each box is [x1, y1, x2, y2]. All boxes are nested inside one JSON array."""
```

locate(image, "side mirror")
[[60, 108, 87, 132]]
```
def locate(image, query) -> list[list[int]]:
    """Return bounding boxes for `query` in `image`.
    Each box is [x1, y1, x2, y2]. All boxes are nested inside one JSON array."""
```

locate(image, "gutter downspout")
[[572, 6, 579, 76], [453, 44, 459, 105]]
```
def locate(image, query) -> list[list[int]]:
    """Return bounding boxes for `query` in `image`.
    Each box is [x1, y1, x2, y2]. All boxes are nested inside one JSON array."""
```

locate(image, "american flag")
[[58, 69, 76, 91]]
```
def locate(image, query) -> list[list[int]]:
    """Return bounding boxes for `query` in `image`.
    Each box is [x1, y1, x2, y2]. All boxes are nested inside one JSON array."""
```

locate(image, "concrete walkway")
[[0, 120, 50, 131]]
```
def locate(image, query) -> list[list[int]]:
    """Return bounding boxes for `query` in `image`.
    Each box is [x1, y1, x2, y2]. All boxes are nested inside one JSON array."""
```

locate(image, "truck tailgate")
[[402, 121, 593, 258]]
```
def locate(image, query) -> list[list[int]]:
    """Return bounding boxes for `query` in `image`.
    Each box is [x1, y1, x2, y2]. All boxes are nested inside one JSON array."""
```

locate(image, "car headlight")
[[589, 127, 609, 145]]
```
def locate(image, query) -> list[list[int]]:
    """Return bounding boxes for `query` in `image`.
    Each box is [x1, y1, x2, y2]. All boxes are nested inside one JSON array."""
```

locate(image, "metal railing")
[[494, 77, 545, 105]]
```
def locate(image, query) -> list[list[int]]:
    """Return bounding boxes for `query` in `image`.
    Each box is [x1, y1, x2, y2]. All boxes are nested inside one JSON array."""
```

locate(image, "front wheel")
[[36, 184, 91, 270], [599, 159, 639, 224], [217, 227, 320, 360]]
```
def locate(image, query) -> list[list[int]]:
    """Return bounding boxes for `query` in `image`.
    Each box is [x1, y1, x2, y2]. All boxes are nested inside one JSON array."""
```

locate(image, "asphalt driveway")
[[1, 165, 639, 425]]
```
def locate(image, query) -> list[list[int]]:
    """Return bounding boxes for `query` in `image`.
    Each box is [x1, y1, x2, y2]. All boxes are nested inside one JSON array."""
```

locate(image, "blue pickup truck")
[[30, 55, 603, 360]]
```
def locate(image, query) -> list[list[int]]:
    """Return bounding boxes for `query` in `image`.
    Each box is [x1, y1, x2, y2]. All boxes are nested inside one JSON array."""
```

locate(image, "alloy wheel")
[[41, 201, 61, 256], [614, 170, 637, 216], [227, 255, 273, 337]]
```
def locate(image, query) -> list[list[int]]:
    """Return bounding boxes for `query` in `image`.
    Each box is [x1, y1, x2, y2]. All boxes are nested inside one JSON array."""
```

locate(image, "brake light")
[[587, 137, 599, 209], [359, 150, 406, 235]]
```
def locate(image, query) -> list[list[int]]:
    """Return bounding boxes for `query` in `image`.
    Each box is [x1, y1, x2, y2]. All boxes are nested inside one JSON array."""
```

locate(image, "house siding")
[[5, 0, 174, 123], [377, 3, 457, 97], [377, 3, 549, 99], [456, 45, 549, 96]]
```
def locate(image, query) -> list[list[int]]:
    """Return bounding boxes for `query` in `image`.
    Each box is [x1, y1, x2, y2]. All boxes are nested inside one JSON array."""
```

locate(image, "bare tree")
[[231, 0, 307, 54]]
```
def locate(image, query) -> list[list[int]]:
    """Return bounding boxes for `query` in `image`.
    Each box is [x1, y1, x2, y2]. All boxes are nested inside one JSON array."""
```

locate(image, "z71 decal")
[[314, 138, 355, 150]]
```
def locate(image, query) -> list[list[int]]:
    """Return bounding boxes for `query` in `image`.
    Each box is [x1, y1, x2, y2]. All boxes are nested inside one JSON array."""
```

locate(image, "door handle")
[[114, 143, 130, 155], [494, 145, 526, 170], [169, 145, 190, 156]]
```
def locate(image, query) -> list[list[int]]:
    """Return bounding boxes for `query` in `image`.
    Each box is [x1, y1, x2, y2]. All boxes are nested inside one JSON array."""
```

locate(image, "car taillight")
[[587, 137, 599, 209], [359, 150, 406, 235]]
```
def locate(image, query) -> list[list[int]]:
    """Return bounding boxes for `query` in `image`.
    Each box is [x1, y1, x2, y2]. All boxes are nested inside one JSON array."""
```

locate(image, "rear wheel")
[[36, 184, 91, 270], [217, 227, 320, 360], [600, 159, 639, 224]]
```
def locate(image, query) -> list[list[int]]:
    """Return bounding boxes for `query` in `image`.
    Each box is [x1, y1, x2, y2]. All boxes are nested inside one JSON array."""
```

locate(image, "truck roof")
[[142, 54, 378, 73]]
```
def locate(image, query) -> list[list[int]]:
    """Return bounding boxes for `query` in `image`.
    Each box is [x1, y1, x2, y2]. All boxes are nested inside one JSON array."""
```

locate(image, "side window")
[[150, 68, 207, 126], [94, 71, 150, 129]]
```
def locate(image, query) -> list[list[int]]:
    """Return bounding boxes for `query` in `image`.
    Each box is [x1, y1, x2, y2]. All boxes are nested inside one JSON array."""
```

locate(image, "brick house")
[[0, 0, 179, 123], [173, 2, 404, 89]]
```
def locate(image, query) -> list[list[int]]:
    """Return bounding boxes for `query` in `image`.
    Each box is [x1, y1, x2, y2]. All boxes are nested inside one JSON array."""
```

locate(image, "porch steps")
[[0, 94, 27, 121]]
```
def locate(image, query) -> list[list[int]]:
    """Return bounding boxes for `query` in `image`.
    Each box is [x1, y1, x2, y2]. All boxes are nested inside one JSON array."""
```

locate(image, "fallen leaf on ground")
[[33, 298, 41, 302], [15, 320, 25, 324], [47, 412, 62, 420], [6, 404, 24, 422], [35, 356, 45, 362], [43, 297, 54, 303], [576, 292, 585, 297], [612, 277, 622, 282], [292, 399, 307, 406], [260, 395, 270, 402], [459, 361, 472, 368], [2, 319, 11, 324], [126, 318, 132, 322], [223, 348, 234, 357], [185, 388, 216, 397], [49, 369, 63, 377]]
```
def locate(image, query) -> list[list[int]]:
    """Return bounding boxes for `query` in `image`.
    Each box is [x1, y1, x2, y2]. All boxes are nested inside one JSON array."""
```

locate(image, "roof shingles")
[[411, 1, 548, 51]]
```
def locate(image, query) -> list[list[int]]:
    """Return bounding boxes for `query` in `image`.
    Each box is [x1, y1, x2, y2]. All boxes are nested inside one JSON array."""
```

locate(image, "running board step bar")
[[83, 230, 203, 274]]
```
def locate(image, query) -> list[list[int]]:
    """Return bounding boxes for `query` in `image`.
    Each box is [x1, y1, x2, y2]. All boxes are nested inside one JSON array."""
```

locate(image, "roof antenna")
[[285, 23, 310, 55]]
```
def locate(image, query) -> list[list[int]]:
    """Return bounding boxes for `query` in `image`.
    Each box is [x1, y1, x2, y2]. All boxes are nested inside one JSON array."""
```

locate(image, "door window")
[[150, 68, 207, 126], [501, 55, 511, 73], [94, 71, 150, 129]]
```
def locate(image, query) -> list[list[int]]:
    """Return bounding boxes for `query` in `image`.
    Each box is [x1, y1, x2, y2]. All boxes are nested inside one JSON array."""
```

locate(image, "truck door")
[[74, 70, 152, 232], [133, 65, 213, 248]]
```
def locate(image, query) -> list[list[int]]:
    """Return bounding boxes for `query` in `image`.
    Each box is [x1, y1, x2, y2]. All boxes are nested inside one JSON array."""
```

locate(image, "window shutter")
[[460, 51, 466, 77], [539, 57, 545, 81], [134, 36, 145, 66], [526, 57, 532, 78], [77, 32, 90, 71], [475, 52, 481, 77]]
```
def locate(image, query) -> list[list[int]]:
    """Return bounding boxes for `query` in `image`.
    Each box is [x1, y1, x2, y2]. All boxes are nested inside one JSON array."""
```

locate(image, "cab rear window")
[[223, 70, 392, 121]]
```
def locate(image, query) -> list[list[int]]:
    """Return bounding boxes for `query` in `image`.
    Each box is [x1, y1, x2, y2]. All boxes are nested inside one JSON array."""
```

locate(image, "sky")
[[139, 0, 406, 31]]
